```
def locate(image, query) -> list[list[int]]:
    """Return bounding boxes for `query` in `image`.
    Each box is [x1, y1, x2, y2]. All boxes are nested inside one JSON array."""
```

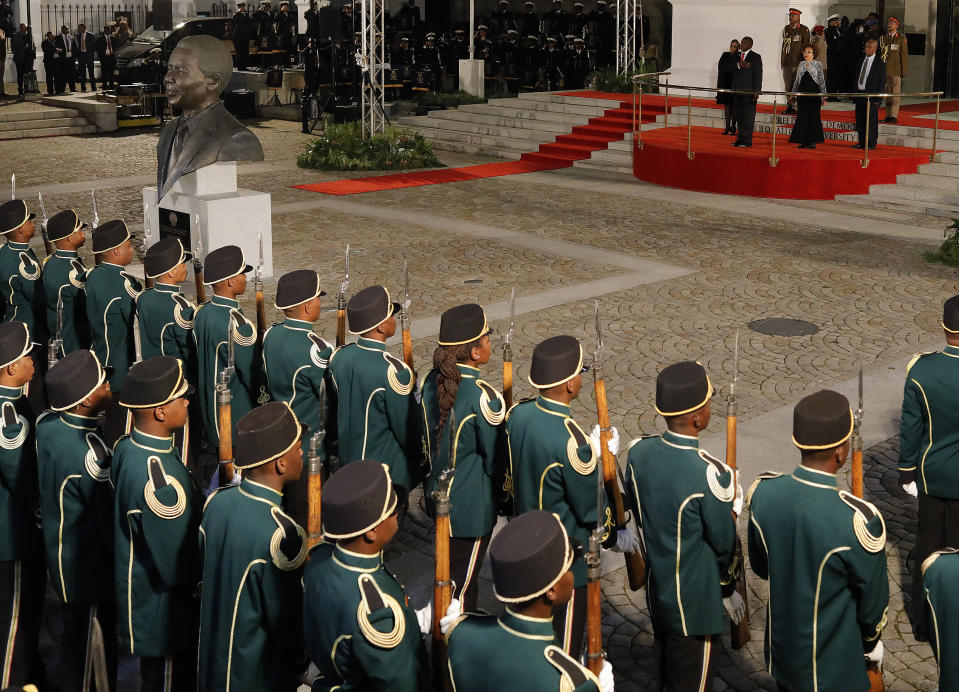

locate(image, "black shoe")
[[722, 128, 731, 135], [784, 107, 796, 115], [732, 141, 744, 147], [887, 117, 897, 124], [808, 143, 816, 149], [852, 143, 865, 149], [867, 144, 877, 150]]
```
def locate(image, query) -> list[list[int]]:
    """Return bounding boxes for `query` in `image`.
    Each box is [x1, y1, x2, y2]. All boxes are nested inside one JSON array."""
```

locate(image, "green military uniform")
[[921, 548, 959, 691], [85, 261, 140, 391], [782, 14, 811, 106], [0, 239, 44, 338], [137, 282, 196, 362], [880, 22, 907, 120], [41, 248, 90, 356]]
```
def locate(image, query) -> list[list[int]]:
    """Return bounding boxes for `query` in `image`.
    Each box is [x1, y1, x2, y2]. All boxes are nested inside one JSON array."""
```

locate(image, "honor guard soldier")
[[0, 322, 46, 689], [921, 549, 959, 690], [879, 17, 907, 123], [85, 219, 141, 392], [0, 200, 45, 341], [138, 237, 196, 363], [507, 335, 632, 658], [899, 294, 959, 635], [327, 285, 422, 516], [782, 8, 811, 113], [37, 350, 116, 692], [262, 269, 331, 527], [111, 356, 203, 690], [447, 510, 614, 692], [303, 460, 430, 691], [198, 402, 314, 691], [624, 361, 743, 692], [42, 209, 91, 357], [193, 245, 264, 453], [748, 390, 889, 692], [421, 303, 505, 611]]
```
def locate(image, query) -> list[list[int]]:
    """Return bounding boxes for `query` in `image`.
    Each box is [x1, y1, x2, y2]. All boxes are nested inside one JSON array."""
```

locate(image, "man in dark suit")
[[75, 23, 96, 91], [731, 36, 762, 147], [10, 23, 34, 100], [41, 31, 56, 94], [96, 25, 116, 89], [156, 35, 264, 200], [54, 24, 76, 93], [853, 37, 885, 150]]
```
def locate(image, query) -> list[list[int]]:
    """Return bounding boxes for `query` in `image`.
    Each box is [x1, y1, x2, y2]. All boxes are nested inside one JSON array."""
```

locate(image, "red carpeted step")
[[555, 133, 614, 147], [537, 142, 597, 158], [519, 151, 576, 167], [576, 123, 630, 136]]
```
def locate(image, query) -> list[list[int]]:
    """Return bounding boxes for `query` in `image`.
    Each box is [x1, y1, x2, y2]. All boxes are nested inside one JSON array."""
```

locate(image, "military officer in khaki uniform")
[[879, 16, 907, 123], [782, 8, 810, 113]]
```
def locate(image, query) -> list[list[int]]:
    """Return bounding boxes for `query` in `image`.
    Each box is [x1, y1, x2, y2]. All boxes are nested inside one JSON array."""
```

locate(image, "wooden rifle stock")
[[217, 377, 234, 485], [194, 266, 206, 303], [502, 359, 513, 410], [255, 287, 267, 345], [851, 437, 864, 499], [725, 407, 751, 650], [336, 295, 347, 348], [307, 436, 323, 551], [432, 492, 452, 691], [585, 529, 604, 675], [401, 320, 414, 370], [867, 663, 885, 692]]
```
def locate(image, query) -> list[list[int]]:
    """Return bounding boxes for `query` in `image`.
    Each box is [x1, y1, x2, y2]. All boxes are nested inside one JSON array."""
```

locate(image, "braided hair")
[[433, 338, 482, 431]]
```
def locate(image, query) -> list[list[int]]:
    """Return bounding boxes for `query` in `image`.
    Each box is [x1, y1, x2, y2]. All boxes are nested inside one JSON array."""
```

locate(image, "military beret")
[[596, 1, 606, 5], [943, 295, 959, 333], [323, 460, 398, 539], [46, 349, 113, 411], [203, 245, 253, 284], [438, 303, 489, 346], [118, 356, 194, 408], [500, 0, 509, 5], [275, 269, 326, 310], [655, 361, 713, 417], [792, 390, 853, 451], [347, 285, 401, 334], [46, 209, 87, 242], [145, 237, 192, 279], [490, 510, 578, 602], [0, 199, 35, 236], [574, 2, 583, 7], [529, 335, 583, 388], [235, 401, 306, 469], [400, 35, 409, 41], [91, 219, 131, 253], [0, 321, 32, 369]]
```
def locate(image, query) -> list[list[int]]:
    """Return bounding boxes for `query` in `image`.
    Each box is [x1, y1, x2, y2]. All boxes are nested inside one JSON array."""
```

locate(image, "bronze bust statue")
[[156, 35, 264, 199]]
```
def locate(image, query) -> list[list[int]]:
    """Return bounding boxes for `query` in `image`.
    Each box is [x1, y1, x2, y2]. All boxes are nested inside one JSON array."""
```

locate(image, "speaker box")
[[224, 90, 257, 119], [153, 0, 173, 31], [318, 6, 341, 42], [266, 69, 284, 87], [334, 104, 359, 122]]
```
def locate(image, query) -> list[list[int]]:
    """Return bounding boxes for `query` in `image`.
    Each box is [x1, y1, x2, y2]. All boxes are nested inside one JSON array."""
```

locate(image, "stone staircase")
[[0, 106, 97, 140]]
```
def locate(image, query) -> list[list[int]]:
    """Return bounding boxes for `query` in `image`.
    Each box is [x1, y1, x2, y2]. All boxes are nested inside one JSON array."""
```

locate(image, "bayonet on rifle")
[[47, 297, 63, 369], [10, 174, 15, 200], [336, 244, 350, 348], [254, 233, 266, 344], [38, 193, 54, 256], [725, 329, 751, 650], [90, 190, 99, 230], [851, 364, 865, 498], [503, 287, 515, 409], [400, 260, 413, 369], [193, 219, 206, 303]]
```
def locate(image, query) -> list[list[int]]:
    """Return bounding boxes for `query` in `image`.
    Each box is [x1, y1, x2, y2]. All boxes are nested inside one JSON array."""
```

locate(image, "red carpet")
[[633, 126, 932, 199]]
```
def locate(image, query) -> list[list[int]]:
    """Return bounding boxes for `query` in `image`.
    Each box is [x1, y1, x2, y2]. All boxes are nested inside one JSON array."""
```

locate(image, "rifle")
[[502, 287, 514, 410], [585, 436, 605, 675], [725, 330, 751, 650], [37, 193, 54, 256], [217, 313, 237, 485], [193, 215, 206, 303], [335, 244, 350, 348], [307, 379, 327, 551], [10, 174, 14, 200], [400, 261, 413, 370], [592, 301, 646, 591], [91, 190, 101, 266], [431, 409, 454, 692], [254, 232, 266, 345], [47, 297, 63, 370]]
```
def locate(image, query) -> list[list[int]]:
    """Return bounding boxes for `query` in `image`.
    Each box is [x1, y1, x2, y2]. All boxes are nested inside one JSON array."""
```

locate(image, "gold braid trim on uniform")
[[0, 403, 28, 450], [68, 259, 85, 289], [83, 434, 111, 482], [745, 472, 783, 512], [269, 506, 309, 571], [839, 491, 887, 554], [384, 353, 414, 396], [355, 574, 406, 649], [922, 548, 959, 576], [121, 272, 143, 299], [172, 294, 195, 330], [17, 252, 40, 280], [543, 645, 601, 692], [231, 309, 257, 347], [701, 450, 736, 503], [143, 456, 187, 520], [865, 606, 888, 642], [477, 380, 505, 426], [564, 419, 596, 476]]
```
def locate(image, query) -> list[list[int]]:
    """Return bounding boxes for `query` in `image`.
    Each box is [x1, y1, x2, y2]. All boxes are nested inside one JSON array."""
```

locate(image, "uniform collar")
[[212, 295, 239, 308], [357, 336, 386, 352], [662, 429, 699, 449], [283, 317, 314, 330], [99, 262, 125, 272], [457, 363, 479, 379], [240, 477, 282, 505], [5, 240, 30, 250], [131, 427, 175, 452], [333, 544, 383, 571], [791, 464, 838, 489], [55, 249, 79, 258], [61, 411, 98, 430], [536, 395, 570, 417], [944, 345, 959, 356], [154, 282, 180, 293], [498, 609, 556, 641], [0, 384, 23, 399]]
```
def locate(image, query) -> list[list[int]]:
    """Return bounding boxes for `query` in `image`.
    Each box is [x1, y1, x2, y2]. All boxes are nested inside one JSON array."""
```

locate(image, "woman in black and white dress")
[[788, 45, 827, 149]]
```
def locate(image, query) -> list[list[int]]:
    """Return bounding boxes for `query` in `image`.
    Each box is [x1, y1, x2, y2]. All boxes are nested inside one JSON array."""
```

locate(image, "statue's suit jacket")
[[156, 101, 264, 200]]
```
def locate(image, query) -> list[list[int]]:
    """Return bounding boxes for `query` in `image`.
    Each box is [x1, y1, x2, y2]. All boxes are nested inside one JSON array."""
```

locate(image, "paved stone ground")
[[9, 117, 954, 690]]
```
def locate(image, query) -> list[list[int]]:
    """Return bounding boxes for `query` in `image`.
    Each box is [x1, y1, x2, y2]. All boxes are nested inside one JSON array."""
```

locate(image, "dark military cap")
[[792, 390, 853, 450], [655, 361, 713, 417], [490, 510, 578, 602], [118, 356, 194, 408], [347, 285, 401, 334], [91, 219, 131, 253], [438, 303, 489, 346], [203, 245, 253, 284], [0, 321, 32, 369], [275, 269, 326, 310], [322, 460, 398, 539], [942, 295, 959, 333], [145, 237, 192, 279], [235, 401, 306, 469], [46, 349, 113, 411], [0, 199, 35, 235], [46, 209, 87, 242], [528, 335, 583, 388]]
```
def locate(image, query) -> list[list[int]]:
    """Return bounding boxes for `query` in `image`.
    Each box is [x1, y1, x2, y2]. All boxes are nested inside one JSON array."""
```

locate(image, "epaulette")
[[626, 434, 658, 453], [120, 271, 143, 299], [700, 449, 735, 502], [17, 251, 40, 280], [83, 432, 111, 482], [504, 398, 533, 422], [112, 432, 131, 451], [383, 351, 414, 396], [355, 573, 406, 648], [564, 418, 596, 476], [475, 379, 505, 426], [143, 456, 188, 520], [0, 401, 28, 450], [41, 254, 51, 269], [443, 612, 471, 643], [745, 471, 782, 511], [328, 344, 346, 365], [270, 506, 308, 570], [230, 308, 257, 347], [68, 258, 86, 288], [922, 547, 959, 577], [906, 351, 937, 374], [838, 490, 886, 553], [543, 644, 600, 690], [171, 293, 196, 329], [308, 332, 331, 368]]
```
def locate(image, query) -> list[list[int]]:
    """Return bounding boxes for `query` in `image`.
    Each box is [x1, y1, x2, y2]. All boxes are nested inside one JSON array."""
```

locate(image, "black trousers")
[[723, 104, 737, 131], [449, 534, 492, 613], [14, 59, 30, 95], [43, 60, 55, 93], [100, 57, 115, 89], [553, 584, 587, 659], [56, 58, 76, 92], [855, 96, 879, 147], [911, 494, 959, 614], [61, 601, 118, 692], [652, 621, 715, 692], [77, 56, 96, 89], [0, 559, 47, 689], [734, 96, 757, 145], [140, 649, 196, 692]]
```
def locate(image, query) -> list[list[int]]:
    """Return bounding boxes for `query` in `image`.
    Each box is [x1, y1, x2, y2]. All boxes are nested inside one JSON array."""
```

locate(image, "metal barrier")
[[40, 3, 148, 37], [630, 72, 945, 169]]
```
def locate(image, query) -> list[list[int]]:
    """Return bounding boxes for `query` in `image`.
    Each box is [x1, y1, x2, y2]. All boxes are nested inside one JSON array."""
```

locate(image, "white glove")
[[612, 528, 641, 554], [415, 602, 432, 636], [439, 598, 462, 635], [598, 659, 614, 692], [590, 424, 620, 457], [902, 482, 918, 498], [723, 591, 746, 625], [732, 482, 744, 516], [298, 662, 320, 686], [865, 640, 884, 665]]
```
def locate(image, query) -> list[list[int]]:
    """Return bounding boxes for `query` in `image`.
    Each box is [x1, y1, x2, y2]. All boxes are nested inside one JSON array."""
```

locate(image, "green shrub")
[[297, 122, 441, 171], [590, 63, 660, 94], [923, 219, 959, 266], [415, 90, 487, 108]]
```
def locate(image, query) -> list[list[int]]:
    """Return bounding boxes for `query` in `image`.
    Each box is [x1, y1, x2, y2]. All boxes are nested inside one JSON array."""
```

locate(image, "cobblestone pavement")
[[9, 119, 954, 690]]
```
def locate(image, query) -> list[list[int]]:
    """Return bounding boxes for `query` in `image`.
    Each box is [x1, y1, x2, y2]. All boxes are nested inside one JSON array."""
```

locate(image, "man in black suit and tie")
[[853, 37, 885, 150], [75, 23, 96, 91], [731, 36, 762, 147], [96, 25, 116, 89], [41, 31, 56, 94], [54, 24, 76, 93]]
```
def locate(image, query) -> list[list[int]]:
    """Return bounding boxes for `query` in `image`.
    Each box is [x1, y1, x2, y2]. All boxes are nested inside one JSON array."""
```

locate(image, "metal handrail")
[[629, 72, 945, 169]]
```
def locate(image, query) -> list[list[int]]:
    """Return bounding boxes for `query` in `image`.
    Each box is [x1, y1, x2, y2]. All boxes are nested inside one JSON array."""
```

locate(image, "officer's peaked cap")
[[792, 389, 853, 450], [322, 460, 398, 539], [145, 237, 192, 279], [236, 401, 306, 469], [118, 356, 194, 408], [46, 350, 113, 411], [655, 360, 713, 417], [529, 335, 583, 388], [490, 510, 579, 602]]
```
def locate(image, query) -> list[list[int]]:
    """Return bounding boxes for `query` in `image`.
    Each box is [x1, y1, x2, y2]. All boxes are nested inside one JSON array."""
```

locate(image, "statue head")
[[164, 35, 233, 115]]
